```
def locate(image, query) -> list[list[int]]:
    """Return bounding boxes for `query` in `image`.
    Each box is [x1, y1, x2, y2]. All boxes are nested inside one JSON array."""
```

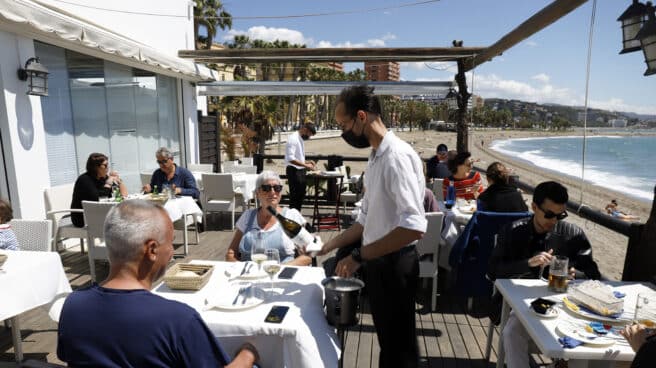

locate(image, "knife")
[[241, 286, 251, 305], [239, 262, 249, 276], [232, 287, 244, 305]]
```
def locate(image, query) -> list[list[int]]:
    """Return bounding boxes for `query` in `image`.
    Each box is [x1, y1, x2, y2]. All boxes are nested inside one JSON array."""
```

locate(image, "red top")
[[443, 171, 484, 200]]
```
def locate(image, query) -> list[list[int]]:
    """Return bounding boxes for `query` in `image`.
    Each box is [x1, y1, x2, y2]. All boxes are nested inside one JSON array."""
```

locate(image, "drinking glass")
[[250, 231, 266, 272], [548, 255, 569, 292], [634, 292, 656, 327], [262, 248, 281, 293]]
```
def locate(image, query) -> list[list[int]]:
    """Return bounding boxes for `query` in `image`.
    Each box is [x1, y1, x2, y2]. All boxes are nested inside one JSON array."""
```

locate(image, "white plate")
[[205, 282, 265, 311], [531, 305, 560, 319], [556, 319, 617, 347], [562, 297, 630, 323]]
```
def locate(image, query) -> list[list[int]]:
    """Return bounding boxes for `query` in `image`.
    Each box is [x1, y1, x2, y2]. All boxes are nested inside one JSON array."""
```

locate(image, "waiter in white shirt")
[[284, 123, 316, 211], [318, 85, 427, 368]]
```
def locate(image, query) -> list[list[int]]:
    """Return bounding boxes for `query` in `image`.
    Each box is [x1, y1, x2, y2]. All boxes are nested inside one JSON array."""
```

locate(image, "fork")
[[232, 286, 248, 305]]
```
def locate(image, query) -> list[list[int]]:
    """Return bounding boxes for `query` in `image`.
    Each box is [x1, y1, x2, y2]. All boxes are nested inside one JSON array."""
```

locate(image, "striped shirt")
[[0, 224, 19, 250], [443, 171, 484, 201]]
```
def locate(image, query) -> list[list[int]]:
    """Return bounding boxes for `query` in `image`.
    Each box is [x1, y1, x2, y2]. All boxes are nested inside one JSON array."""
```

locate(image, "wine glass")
[[262, 249, 281, 293], [251, 231, 266, 272]]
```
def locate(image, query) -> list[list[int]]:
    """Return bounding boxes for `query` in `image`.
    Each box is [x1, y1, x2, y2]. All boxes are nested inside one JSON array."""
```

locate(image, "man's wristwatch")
[[351, 247, 363, 263]]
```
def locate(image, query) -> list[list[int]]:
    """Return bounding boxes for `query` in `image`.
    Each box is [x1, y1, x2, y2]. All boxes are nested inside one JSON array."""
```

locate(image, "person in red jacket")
[[442, 151, 484, 201]]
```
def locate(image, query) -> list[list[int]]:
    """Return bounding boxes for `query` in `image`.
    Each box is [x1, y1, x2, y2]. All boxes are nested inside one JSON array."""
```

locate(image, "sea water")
[[490, 135, 656, 203]]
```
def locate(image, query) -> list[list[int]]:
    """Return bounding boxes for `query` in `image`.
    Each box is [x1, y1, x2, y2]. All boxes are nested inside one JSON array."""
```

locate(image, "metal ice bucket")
[[322, 277, 365, 327]]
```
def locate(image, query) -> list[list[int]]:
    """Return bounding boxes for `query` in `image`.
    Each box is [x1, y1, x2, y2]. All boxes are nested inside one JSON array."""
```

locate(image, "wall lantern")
[[17, 57, 49, 96], [618, 0, 649, 54], [445, 88, 459, 110], [636, 2, 656, 75]]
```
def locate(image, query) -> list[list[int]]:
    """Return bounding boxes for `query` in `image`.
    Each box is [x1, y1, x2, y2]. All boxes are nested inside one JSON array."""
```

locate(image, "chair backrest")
[[431, 179, 444, 202], [188, 163, 214, 173], [416, 212, 445, 257], [10, 219, 53, 252], [221, 161, 237, 173], [232, 165, 256, 174], [451, 211, 531, 297], [43, 184, 75, 221], [240, 157, 254, 166], [81, 201, 117, 240], [201, 173, 235, 202], [140, 172, 152, 187]]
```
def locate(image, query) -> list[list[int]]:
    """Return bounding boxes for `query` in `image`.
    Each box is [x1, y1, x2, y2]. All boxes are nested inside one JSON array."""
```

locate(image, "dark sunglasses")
[[260, 184, 283, 193], [540, 206, 568, 220], [156, 159, 169, 165]]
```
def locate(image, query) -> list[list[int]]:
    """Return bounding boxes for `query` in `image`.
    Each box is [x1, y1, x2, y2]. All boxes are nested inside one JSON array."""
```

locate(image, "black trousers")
[[286, 166, 307, 211], [363, 246, 419, 368]]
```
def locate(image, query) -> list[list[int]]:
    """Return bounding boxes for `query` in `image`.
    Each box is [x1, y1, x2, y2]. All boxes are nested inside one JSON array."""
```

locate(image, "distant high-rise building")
[[609, 118, 627, 128], [364, 62, 400, 81]]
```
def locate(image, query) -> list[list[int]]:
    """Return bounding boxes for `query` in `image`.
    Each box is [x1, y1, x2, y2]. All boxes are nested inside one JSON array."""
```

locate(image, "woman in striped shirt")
[[443, 151, 484, 201]]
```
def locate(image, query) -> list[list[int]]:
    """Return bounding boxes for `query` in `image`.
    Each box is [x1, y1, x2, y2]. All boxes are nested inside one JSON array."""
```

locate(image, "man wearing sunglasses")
[[488, 181, 602, 368], [143, 147, 200, 200]]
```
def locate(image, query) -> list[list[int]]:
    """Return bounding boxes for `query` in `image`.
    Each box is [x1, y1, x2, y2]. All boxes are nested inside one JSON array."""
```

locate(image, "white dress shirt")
[[284, 131, 306, 169], [356, 131, 427, 247]]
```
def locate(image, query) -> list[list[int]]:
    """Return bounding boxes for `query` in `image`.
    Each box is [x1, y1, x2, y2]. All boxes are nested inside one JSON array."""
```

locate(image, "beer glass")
[[548, 255, 569, 293], [634, 292, 656, 328]]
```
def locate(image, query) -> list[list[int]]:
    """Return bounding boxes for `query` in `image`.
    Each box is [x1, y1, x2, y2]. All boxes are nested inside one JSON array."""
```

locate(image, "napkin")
[[588, 322, 609, 335], [613, 291, 626, 298], [559, 336, 584, 349]]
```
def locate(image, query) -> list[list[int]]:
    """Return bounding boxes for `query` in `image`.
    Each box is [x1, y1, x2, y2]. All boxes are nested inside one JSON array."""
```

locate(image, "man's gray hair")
[[156, 147, 174, 159], [104, 200, 169, 264], [255, 170, 282, 188]]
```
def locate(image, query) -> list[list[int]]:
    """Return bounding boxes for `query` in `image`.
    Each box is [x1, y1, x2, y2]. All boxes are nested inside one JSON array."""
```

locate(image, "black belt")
[[398, 244, 416, 255]]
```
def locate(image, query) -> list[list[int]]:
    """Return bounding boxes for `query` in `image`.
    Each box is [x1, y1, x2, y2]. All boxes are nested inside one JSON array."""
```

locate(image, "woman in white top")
[[225, 170, 312, 266]]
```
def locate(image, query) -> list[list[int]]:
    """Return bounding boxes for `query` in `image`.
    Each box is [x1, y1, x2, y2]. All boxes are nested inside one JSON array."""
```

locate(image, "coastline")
[[291, 129, 654, 280]]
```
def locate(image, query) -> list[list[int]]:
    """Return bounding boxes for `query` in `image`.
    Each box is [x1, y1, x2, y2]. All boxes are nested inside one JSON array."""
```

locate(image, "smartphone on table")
[[277, 267, 298, 280], [264, 305, 289, 323]]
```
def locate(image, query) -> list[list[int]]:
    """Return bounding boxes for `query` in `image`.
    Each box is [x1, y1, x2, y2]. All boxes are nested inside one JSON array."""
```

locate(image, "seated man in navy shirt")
[[143, 147, 200, 199], [57, 200, 259, 368]]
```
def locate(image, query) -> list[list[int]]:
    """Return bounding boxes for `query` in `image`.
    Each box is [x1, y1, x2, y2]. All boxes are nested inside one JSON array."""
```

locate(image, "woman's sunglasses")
[[540, 206, 568, 220], [260, 184, 283, 193]]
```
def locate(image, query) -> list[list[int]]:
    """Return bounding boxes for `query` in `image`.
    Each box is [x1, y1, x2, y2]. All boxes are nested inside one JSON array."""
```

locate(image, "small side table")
[[308, 171, 343, 232]]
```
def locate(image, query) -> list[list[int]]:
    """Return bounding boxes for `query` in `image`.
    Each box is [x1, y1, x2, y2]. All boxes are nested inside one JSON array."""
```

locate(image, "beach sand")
[[264, 129, 654, 280]]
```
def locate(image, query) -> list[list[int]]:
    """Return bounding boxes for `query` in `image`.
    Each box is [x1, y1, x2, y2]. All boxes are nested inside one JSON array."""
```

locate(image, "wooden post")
[[455, 56, 472, 153]]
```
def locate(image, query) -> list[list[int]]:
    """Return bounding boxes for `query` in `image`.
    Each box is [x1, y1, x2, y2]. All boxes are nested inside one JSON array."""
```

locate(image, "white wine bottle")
[[266, 206, 316, 247]]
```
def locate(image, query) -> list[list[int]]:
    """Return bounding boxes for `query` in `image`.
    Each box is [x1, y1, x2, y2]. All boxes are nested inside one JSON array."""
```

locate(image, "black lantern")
[[17, 57, 49, 96], [636, 3, 656, 75], [618, 0, 649, 54], [445, 88, 459, 110]]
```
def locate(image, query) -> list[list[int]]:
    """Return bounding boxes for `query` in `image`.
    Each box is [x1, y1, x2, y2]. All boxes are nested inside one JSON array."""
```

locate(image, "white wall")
[[0, 30, 51, 218], [39, 0, 195, 54]]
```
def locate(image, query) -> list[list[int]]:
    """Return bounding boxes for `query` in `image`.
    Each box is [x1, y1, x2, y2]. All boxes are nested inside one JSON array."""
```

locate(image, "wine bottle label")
[[291, 227, 315, 247]]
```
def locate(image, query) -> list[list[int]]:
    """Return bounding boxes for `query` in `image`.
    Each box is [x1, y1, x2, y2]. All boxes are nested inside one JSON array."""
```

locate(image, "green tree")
[[194, 0, 232, 50]]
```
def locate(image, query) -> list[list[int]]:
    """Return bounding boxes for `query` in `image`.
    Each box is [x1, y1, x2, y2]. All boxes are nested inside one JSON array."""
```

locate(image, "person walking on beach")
[[284, 123, 316, 211], [318, 84, 426, 368], [488, 181, 602, 368]]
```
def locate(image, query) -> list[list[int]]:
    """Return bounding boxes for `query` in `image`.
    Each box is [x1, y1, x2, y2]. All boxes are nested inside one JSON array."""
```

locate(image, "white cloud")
[[381, 33, 397, 41], [526, 40, 538, 47], [316, 38, 390, 48], [223, 26, 311, 45], [531, 73, 550, 83], [400, 61, 456, 72]]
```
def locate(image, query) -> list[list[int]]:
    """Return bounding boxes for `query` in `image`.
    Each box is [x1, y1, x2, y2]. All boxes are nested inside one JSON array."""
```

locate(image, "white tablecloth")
[[193, 172, 259, 202], [495, 279, 656, 368], [0, 250, 71, 321], [153, 261, 340, 368], [124, 195, 203, 223], [438, 203, 473, 270]]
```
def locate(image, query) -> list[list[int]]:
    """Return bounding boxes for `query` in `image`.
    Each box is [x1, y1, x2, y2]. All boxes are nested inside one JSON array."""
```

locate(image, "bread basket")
[[163, 263, 214, 290], [145, 194, 169, 205]]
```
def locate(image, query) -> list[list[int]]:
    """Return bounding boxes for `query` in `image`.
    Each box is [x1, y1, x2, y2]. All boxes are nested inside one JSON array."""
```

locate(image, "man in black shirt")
[[488, 181, 601, 368]]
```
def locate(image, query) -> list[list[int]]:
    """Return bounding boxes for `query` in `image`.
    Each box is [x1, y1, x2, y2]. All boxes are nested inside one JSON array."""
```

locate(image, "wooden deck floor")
[[1, 210, 517, 367]]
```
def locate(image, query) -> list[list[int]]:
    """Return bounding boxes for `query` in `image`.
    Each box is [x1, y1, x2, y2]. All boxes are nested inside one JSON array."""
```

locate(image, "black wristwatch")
[[351, 247, 363, 263]]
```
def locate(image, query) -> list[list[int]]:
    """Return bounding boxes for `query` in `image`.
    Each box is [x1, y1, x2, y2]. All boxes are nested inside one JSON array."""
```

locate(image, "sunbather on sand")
[[605, 199, 640, 221]]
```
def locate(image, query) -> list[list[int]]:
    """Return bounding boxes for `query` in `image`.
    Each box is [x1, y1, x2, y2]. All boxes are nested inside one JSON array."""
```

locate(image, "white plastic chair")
[[237, 165, 257, 174], [431, 179, 444, 203], [221, 161, 237, 173], [240, 157, 254, 166], [44, 184, 86, 253], [188, 163, 214, 173], [201, 173, 237, 230], [336, 166, 358, 213], [140, 172, 152, 188], [10, 219, 53, 252], [82, 201, 116, 282], [416, 212, 445, 311]]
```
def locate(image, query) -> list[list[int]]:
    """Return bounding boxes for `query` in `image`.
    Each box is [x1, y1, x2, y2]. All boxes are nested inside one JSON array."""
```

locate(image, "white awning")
[[199, 81, 456, 96], [0, 0, 216, 82]]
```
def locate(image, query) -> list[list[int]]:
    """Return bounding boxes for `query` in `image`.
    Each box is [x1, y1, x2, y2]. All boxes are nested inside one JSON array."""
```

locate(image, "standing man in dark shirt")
[[143, 147, 200, 199], [425, 143, 450, 181], [488, 181, 601, 368], [284, 123, 316, 211], [58, 200, 259, 367]]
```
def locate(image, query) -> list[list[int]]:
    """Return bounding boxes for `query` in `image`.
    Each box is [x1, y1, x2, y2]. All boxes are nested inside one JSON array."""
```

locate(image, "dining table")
[[153, 260, 341, 368], [437, 201, 475, 270], [192, 172, 259, 203], [493, 278, 656, 368], [0, 250, 72, 362]]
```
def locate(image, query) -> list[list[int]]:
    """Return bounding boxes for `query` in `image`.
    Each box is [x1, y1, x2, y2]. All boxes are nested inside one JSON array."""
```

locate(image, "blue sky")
[[217, 0, 656, 115]]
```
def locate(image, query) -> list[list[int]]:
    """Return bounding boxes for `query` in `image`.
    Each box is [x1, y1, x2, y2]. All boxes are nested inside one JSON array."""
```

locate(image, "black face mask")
[[341, 121, 370, 148], [301, 134, 310, 141]]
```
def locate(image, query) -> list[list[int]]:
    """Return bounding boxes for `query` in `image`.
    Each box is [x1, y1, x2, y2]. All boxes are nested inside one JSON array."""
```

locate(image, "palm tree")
[[194, 0, 232, 49]]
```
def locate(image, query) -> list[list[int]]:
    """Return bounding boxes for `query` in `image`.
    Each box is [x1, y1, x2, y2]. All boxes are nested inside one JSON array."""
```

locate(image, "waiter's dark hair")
[[533, 181, 568, 206], [337, 84, 383, 118]]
